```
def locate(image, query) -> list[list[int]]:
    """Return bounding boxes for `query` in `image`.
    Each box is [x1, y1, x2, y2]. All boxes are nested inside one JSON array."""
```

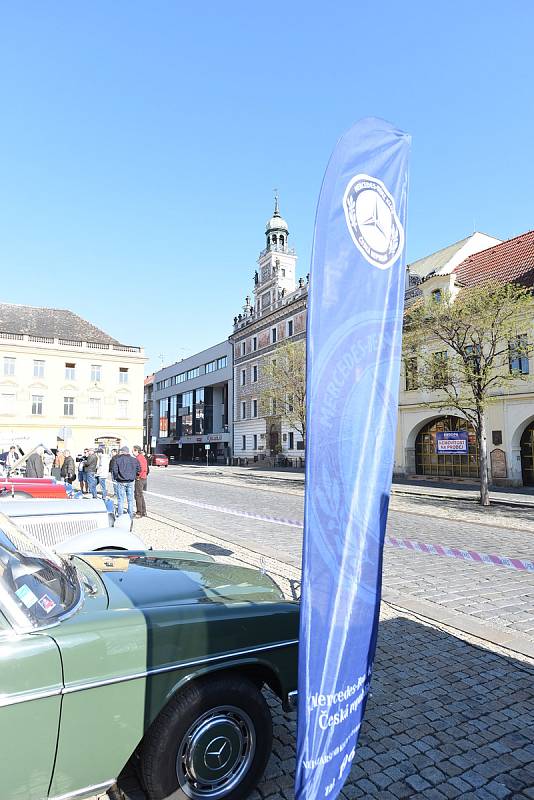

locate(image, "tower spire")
[[273, 188, 280, 216]]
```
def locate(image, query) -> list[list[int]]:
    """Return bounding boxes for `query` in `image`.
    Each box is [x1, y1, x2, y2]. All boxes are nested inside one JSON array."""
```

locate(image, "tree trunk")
[[478, 408, 490, 506]]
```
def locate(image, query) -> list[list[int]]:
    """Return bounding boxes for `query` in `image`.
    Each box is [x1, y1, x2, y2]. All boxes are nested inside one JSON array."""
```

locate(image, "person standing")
[[132, 445, 148, 518], [84, 448, 99, 499], [25, 446, 44, 478], [109, 449, 119, 499], [52, 449, 64, 479], [43, 449, 55, 477], [7, 446, 19, 472], [96, 449, 111, 499], [60, 450, 76, 485], [111, 446, 139, 519], [77, 449, 89, 493]]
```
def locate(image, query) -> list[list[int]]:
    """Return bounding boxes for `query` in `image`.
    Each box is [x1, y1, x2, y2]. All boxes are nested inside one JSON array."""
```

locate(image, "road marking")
[[146, 490, 303, 528], [147, 491, 533, 573]]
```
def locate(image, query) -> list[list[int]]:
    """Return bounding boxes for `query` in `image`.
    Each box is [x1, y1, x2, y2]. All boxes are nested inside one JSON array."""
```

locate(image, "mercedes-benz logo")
[[343, 173, 404, 270], [204, 736, 232, 770]]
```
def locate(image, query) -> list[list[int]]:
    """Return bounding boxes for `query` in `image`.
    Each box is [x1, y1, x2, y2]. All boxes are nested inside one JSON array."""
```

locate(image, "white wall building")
[[0, 303, 146, 456], [397, 231, 534, 487]]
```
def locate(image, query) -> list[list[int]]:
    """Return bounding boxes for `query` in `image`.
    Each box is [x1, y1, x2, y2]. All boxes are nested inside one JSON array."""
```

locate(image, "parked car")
[[150, 452, 169, 467], [0, 513, 299, 800], [0, 498, 146, 552], [0, 476, 68, 498]]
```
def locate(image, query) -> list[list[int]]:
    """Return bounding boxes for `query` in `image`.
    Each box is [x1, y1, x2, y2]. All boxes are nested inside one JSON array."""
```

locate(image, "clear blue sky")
[[1, 2, 533, 373]]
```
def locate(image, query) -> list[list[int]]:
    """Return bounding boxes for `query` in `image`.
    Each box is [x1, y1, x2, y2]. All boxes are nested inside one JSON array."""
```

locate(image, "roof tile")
[[455, 230, 534, 288]]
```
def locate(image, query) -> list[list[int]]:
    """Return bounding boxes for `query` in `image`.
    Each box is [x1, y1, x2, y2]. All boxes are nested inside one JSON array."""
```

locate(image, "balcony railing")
[[258, 244, 296, 258], [0, 331, 143, 354]]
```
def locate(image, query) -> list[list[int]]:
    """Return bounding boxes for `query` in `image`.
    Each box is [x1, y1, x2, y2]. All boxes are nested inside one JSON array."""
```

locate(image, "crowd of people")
[[5, 443, 149, 520]]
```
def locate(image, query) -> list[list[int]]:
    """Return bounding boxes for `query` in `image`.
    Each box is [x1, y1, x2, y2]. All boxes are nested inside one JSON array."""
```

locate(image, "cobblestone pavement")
[[143, 469, 534, 640], [94, 515, 534, 800]]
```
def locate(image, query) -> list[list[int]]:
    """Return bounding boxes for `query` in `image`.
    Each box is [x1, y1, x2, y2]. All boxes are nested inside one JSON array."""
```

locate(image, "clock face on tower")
[[261, 266, 270, 282]]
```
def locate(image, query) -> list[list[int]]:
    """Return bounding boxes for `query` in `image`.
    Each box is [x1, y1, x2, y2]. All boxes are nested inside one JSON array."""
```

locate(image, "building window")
[[271, 327, 277, 344], [119, 367, 129, 384], [241, 401, 246, 419], [432, 289, 442, 303], [33, 360, 45, 379], [63, 396, 74, 416], [289, 432, 294, 449], [287, 394, 294, 412], [241, 369, 246, 386], [217, 356, 227, 369], [509, 334, 530, 375], [65, 362, 76, 380], [253, 434, 258, 450], [252, 399, 258, 418], [206, 360, 216, 373], [0, 393, 16, 415], [118, 399, 129, 418], [431, 351, 449, 388], [252, 365, 258, 382], [89, 397, 102, 417], [91, 364, 102, 382], [253, 336, 257, 351], [32, 395, 43, 415], [242, 435, 246, 451], [297, 439, 305, 450], [271, 398, 277, 415], [287, 319, 294, 337], [3, 357, 15, 377], [186, 367, 200, 380], [405, 358, 418, 390], [241, 342, 246, 356]]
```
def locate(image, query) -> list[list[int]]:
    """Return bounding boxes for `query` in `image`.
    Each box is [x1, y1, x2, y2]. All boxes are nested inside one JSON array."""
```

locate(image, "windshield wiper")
[[60, 555, 80, 592]]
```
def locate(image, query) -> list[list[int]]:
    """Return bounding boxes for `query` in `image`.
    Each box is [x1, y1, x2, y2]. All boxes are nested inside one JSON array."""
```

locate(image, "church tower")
[[253, 194, 297, 317]]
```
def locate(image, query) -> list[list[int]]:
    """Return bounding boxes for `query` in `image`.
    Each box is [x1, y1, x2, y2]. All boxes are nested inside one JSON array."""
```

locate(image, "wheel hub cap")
[[177, 706, 256, 799]]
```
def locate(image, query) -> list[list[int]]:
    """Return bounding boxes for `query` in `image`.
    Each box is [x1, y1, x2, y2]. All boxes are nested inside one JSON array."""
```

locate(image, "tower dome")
[[265, 194, 289, 234], [265, 193, 289, 251]]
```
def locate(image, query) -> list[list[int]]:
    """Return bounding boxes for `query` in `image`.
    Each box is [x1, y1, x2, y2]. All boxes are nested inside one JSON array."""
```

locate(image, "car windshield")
[[0, 512, 81, 631]]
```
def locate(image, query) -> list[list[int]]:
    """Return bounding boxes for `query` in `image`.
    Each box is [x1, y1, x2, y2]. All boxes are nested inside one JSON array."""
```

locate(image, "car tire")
[[141, 674, 273, 800]]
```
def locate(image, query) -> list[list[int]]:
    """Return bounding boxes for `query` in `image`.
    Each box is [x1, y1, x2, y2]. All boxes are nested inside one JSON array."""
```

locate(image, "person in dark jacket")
[[132, 445, 148, 518], [77, 449, 89, 493], [111, 446, 140, 518], [25, 447, 44, 479], [84, 448, 98, 499], [60, 450, 76, 485]]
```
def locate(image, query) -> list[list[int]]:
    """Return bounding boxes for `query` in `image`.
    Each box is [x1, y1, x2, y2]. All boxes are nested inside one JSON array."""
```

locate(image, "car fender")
[[54, 526, 147, 553]]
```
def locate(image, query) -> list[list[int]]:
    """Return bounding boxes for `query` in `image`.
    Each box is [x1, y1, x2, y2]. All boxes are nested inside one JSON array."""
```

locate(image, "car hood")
[[80, 551, 285, 609]]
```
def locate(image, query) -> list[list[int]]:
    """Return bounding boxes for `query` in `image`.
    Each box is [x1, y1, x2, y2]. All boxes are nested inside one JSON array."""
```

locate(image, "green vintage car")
[[0, 513, 299, 800]]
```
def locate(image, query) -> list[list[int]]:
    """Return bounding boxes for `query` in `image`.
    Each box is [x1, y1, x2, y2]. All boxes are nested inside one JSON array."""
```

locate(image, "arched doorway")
[[415, 416, 479, 479], [520, 422, 534, 486]]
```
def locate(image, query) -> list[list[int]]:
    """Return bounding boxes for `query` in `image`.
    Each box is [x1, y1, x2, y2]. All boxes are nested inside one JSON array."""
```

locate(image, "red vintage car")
[[0, 477, 68, 499]]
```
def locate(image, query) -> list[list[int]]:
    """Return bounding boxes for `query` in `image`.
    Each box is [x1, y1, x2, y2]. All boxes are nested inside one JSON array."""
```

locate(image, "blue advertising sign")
[[296, 118, 410, 800], [436, 431, 469, 454]]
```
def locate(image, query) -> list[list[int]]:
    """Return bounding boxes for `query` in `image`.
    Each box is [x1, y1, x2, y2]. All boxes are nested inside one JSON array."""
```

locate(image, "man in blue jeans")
[[111, 446, 140, 519]]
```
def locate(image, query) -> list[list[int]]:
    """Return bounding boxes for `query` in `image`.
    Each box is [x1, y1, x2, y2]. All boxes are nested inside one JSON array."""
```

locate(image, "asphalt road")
[[145, 466, 534, 640]]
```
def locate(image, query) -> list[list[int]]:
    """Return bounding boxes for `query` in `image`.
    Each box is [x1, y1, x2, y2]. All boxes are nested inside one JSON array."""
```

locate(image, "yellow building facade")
[[0, 304, 146, 457]]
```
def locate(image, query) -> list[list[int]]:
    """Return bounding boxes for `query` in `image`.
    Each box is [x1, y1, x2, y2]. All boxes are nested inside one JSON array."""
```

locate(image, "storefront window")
[[415, 416, 479, 479]]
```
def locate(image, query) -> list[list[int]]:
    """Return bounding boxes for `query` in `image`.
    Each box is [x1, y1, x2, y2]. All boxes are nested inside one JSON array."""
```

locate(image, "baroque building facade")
[[230, 199, 307, 462]]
